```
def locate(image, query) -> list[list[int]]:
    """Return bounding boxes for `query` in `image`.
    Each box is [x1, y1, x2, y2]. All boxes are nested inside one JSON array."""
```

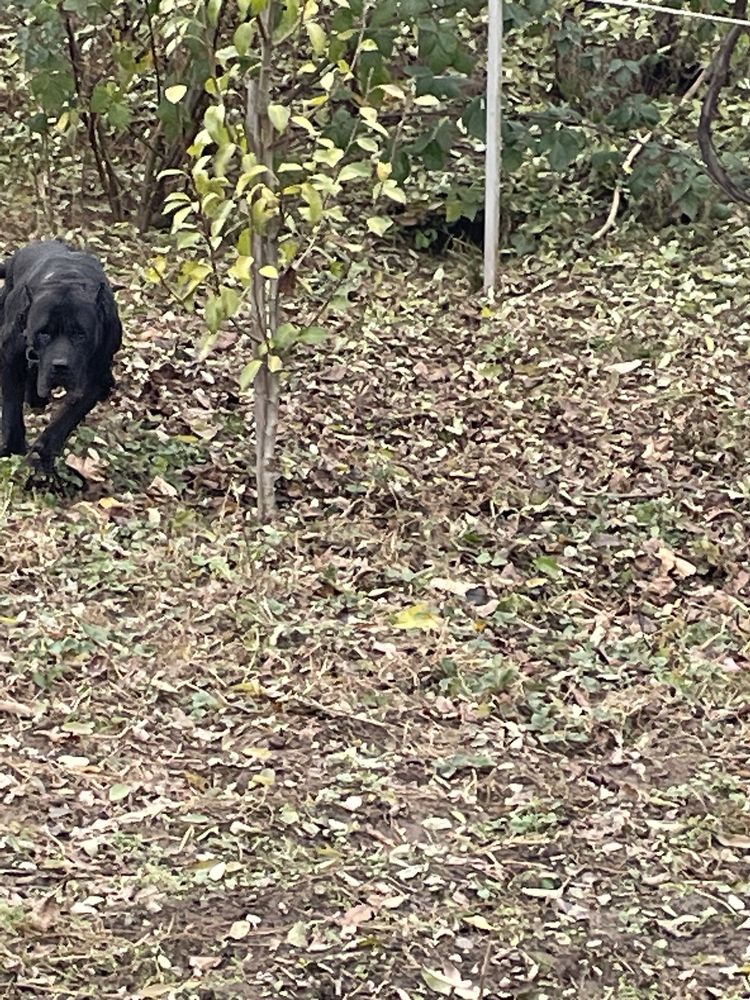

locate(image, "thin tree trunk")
[[246, 1, 280, 522]]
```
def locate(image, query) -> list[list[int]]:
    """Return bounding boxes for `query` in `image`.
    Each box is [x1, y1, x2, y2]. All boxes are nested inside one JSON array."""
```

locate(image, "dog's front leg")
[[1, 352, 28, 457], [29, 386, 101, 474]]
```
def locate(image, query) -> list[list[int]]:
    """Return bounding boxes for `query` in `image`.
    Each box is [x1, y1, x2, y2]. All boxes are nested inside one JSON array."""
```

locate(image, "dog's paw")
[[25, 450, 85, 495], [25, 450, 59, 490], [27, 447, 55, 474], [24, 467, 59, 493], [24, 467, 79, 496]]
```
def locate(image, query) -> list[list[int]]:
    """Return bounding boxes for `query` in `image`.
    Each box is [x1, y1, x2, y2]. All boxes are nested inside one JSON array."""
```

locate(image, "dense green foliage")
[[2, 0, 745, 248]]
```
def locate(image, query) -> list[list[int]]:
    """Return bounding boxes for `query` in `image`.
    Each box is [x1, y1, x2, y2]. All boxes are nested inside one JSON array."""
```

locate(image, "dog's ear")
[[15, 285, 33, 338], [96, 282, 123, 352]]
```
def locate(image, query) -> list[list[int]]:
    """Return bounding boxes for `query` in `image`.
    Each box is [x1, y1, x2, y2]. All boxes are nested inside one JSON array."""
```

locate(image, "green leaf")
[[301, 183, 323, 223], [367, 215, 393, 236], [109, 783, 133, 803], [359, 106, 389, 136], [171, 204, 194, 230], [107, 102, 132, 131], [273, 322, 300, 349], [238, 228, 253, 256], [533, 555, 562, 579], [298, 325, 328, 345], [165, 84, 187, 104], [176, 231, 202, 250], [267, 354, 282, 373], [393, 604, 441, 630], [380, 179, 406, 204], [462, 96, 485, 140], [214, 141, 237, 177], [239, 359, 263, 390], [315, 147, 344, 168], [274, 0, 299, 42], [306, 21, 327, 56], [206, 0, 223, 27], [163, 191, 191, 208], [211, 199, 235, 237], [32, 71, 74, 114], [503, 145, 523, 173], [205, 296, 223, 334], [291, 114, 317, 136], [145, 257, 167, 283], [268, 103, 290, 133], [378, 83, 406, 100], [338, 161, 371, 183], [198, 331, 219, 361], [90, 84, 111, 114], [259, 264, 278, 279], [234, 22, 254, 56], [204, 105, 227, 144], [419, 139, 446, 171], [237, 164, 268, 195], [27, 113, 50, 135], [356, 136, 380, 153], [545, 128, 583, 172], [220, 286, 241, 319], [228, 255, 254, 282]]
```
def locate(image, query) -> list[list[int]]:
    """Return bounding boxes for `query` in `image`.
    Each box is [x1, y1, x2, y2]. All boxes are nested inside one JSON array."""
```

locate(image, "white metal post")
[[484, 0, 503, 292]]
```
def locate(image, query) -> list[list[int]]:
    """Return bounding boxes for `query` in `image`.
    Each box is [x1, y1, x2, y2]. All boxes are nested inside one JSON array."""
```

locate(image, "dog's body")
[[0, 240, 122, 476]]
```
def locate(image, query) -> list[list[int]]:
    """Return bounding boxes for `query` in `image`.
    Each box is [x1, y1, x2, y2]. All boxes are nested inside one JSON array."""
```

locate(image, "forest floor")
[[2, 217, 750, 1000]]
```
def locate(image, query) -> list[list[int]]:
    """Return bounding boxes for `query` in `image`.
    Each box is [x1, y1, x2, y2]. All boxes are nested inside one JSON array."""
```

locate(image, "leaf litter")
[[1, 224, 750, 998]]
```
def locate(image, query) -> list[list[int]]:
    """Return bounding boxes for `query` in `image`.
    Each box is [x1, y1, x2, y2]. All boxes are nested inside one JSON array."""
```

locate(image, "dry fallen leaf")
[[148, 475, 179, 498], [606, 358, 644, 374], [66, 449, 107, 482], [27, 896, 60, 933], [393, 603, 442, 630], [228, 919, 251, 940], [717, 832, 750, 849], [430, 576, 472, 596], [189, 955, 222, 974], [656, 545, 697, 578], [286, 921, 308, 947], [0, 698, 35, 718], [339, 903, 373, 932]]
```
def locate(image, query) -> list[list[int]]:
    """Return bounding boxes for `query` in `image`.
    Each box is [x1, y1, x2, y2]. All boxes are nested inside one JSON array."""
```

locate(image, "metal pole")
[[483, 0, 502, 292]]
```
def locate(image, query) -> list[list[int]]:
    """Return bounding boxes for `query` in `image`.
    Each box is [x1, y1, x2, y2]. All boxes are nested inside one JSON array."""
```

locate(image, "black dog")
[[0, 240, 122, 479]]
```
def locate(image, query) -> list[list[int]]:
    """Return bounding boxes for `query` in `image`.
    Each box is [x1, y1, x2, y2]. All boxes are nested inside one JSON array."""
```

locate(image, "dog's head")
[[24, 282, 107, 399]]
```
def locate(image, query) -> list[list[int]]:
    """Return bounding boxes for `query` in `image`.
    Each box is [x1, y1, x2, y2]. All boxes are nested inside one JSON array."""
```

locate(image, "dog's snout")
[[51, 359, 69, 374]]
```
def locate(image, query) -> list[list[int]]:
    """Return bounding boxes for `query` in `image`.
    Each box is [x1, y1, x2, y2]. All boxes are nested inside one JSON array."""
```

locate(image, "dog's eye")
[[38, 331, 51, 345]]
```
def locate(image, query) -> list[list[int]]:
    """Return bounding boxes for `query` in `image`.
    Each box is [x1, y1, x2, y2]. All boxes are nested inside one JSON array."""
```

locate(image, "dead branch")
[[697, 1, 750, 204]]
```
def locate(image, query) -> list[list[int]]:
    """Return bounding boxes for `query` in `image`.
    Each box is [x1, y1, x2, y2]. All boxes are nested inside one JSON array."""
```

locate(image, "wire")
[[589, 0, 750, 28]]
